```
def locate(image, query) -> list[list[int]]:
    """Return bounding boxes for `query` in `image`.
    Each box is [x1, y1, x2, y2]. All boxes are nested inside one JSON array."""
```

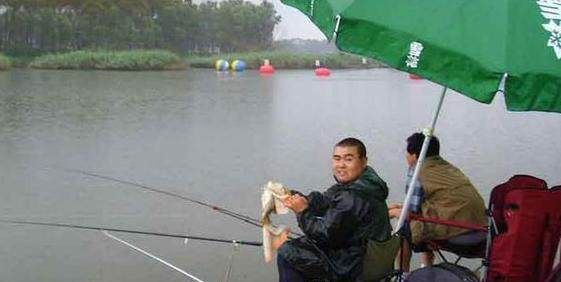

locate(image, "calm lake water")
[[0, 68, 560, 282]]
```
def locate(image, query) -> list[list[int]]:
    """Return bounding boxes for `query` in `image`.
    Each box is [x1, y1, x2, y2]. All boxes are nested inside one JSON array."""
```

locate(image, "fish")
[[261, 181, 291, 263]]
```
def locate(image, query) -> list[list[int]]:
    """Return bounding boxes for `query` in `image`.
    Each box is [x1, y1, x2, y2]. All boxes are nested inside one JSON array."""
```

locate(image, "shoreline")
[[3, 51, 385, 71], [186, 51, 384, 70]]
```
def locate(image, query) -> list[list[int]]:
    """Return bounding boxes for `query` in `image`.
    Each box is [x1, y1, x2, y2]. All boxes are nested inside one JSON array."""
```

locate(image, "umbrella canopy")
[[281, 0, 561, 113]]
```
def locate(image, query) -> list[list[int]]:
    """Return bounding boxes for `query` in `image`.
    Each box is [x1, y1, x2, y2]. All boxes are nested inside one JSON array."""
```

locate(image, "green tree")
[[0, 0, 281, 54]]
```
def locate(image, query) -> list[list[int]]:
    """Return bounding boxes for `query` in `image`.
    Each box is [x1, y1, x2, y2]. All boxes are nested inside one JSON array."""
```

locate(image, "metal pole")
[[222, 243, 240, 282], [394, 86, 447, 233], [481, 207, 495, 282]]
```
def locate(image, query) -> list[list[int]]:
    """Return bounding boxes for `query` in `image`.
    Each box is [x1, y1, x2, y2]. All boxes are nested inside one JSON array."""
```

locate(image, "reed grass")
[[30, 50, 186, 70], [0, 53, 12, 70]]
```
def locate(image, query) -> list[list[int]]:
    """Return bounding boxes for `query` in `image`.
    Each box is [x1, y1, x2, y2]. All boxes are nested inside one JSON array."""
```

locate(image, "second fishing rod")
[[64, 169, 303, 237], [67, 168, 306, 228], [0, 219, 262, 246], [65, 168, 262, 228]]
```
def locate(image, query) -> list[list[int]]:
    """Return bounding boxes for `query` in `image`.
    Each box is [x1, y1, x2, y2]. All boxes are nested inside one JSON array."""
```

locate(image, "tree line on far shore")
[[0, 0, 281, 55]]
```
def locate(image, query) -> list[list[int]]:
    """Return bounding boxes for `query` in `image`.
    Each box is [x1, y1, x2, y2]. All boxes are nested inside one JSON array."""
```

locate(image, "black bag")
[[405, 262, 479, 282]]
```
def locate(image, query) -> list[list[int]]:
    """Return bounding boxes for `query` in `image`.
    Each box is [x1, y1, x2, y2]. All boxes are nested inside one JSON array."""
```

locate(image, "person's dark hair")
[[335, 138, 367, 159], [406, 132, 440, 157]]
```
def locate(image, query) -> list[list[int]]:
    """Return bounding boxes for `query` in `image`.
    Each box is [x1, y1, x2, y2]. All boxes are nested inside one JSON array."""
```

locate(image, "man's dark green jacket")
[[278, 166, 392, 281]]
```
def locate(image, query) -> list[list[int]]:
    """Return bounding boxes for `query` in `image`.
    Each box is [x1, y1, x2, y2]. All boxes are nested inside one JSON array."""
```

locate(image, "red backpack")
[[487, 176, 561, 282], [541, 186, 561, 282], [488, 175, 547, 234]]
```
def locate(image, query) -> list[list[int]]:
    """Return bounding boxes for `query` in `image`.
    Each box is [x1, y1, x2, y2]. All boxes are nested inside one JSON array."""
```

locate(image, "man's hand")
[[282, 194, 309, 214], [388, 203, 403, 219], [271, 228, 291, 250]]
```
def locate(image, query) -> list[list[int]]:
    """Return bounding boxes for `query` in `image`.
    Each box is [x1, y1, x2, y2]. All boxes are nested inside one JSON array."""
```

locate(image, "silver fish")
[[261, 181, 290, 263]]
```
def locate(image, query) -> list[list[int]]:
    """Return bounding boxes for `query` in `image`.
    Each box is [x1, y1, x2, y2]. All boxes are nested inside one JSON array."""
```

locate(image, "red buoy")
[[315, 67, 331, 76], [409, 73, 423, 80], [259, 64, 275, 74], [259, 59, 275, 75]]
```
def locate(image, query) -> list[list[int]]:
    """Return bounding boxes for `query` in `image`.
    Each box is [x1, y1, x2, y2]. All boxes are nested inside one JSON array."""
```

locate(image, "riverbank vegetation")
[[29, 50, 184, 70], [0, 0, 279, 55], [0, 54, 11, 70], [0, 1, 385, 71], [187, 51, 385, 69]]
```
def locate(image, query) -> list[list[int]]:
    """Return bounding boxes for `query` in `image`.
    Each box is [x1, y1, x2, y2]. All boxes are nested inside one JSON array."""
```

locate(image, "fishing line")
[[103, 230, 205, 282], [0, 219, 262, 247]]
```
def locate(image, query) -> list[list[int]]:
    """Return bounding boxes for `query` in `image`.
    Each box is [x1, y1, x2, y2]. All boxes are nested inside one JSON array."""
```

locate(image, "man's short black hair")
[[335, 138, 367, 159], [406, 132, 440, 157]]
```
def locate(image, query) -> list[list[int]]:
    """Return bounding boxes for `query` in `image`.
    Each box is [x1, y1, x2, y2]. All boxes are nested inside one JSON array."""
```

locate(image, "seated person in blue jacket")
[[273, 137, 392, 282]]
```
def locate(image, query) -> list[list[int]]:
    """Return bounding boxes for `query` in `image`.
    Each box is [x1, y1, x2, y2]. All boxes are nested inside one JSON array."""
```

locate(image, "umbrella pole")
[[394, 86, 447, 234]]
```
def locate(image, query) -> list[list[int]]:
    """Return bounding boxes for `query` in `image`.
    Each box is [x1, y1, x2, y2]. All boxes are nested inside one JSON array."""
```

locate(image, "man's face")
[[406, 151, 417, 168], [332, 146, 367, 184]]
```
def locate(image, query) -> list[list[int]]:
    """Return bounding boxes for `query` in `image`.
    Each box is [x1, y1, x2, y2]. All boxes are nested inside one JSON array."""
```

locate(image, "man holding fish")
[[272, 137, 393, 281]]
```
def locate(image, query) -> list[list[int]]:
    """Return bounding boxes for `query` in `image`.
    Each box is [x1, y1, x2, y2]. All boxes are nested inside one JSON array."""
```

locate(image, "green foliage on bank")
[[187, 51, 385, 69], [29, 50, 185, 70], [0, 0, 280, 55], [6, 56, 36, 68], [0, 54, 11, 70]]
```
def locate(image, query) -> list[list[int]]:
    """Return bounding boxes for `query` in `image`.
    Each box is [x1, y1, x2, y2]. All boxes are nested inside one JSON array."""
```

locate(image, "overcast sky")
[[270, 0, 325, 40], [193, 0, 326, 40]]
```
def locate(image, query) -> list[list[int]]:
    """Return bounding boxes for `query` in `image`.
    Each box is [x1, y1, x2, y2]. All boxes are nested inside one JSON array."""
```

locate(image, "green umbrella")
[[282, 0, 561, 113], [281, 0, 561, 274]]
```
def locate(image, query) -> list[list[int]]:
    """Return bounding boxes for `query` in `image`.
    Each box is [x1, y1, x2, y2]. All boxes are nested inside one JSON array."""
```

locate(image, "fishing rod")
[[63, 168, 303, 237], [0, 219, 262, 247], [64, 168, 262, 228]]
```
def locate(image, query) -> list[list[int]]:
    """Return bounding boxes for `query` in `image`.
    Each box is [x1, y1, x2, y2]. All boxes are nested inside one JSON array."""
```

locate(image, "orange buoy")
[[409, 73, 423, 80], [315, 67, 331, 76]]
